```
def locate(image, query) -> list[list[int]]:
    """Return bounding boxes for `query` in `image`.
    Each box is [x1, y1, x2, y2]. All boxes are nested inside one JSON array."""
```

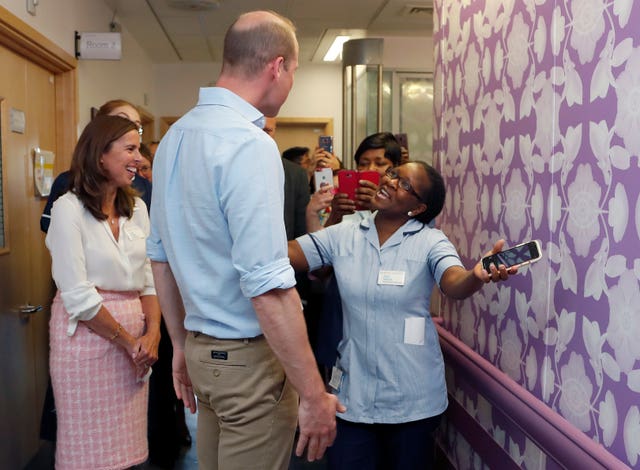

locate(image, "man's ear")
[[270, 56, 285, 78]]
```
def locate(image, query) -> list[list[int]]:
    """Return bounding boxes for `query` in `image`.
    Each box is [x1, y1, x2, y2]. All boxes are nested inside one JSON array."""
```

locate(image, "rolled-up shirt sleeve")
[[239, 257, 296, 298], [46, 197, 102, 335], [141, 257, 156, 297], [224, 136, 297, 298]]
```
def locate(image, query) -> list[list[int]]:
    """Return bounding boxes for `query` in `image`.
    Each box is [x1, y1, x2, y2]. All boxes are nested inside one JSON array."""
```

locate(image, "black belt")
[[189, 331, 264, 343]]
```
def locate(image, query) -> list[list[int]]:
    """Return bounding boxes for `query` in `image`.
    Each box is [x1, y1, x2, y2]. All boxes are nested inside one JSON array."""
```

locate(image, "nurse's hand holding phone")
[[337, 170, 380, 211]]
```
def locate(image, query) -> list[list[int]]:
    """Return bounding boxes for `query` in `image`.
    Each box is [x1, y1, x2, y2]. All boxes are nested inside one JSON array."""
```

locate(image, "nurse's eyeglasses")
[[384, 168, 423, 202]]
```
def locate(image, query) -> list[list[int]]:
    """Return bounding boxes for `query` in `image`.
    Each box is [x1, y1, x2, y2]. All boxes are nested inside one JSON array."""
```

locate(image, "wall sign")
[[9, 108, 25, 134]]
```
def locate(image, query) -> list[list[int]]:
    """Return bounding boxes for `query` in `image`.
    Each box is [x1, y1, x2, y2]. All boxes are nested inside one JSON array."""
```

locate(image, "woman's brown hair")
[[69, 115, 139, 221], [97, 99, 138, 120]]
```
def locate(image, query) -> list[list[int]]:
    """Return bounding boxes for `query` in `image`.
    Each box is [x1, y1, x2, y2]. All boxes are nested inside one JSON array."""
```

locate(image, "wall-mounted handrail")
[[436, 323, 630, 470]]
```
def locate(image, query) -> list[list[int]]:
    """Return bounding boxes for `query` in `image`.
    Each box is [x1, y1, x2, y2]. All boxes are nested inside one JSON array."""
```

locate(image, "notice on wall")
[[33, 148, 55, 197], [9, 108, 25, 134]]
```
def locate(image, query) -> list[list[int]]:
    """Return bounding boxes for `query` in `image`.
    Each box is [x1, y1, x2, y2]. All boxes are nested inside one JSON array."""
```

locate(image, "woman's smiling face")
[[373, 162, 428, 217], [101, 129, 142, 188]]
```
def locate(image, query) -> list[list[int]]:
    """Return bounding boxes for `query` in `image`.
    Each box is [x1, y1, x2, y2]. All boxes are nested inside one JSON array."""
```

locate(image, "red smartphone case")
[[359, 170, 380, 186], [338, 170, 359, 201], [338, 170, 380, 209]]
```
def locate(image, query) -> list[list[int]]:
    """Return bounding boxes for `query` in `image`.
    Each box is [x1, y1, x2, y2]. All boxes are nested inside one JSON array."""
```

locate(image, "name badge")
[[377, 270, 405, 286], [328, 366, 343, 391]]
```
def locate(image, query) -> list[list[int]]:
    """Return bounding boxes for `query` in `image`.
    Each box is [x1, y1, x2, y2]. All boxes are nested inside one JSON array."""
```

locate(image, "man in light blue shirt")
[[147, 11, 343, 470]]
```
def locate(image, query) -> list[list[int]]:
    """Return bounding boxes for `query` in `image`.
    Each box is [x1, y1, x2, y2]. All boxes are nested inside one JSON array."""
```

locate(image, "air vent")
[[401, 2, 434, 16], [167, 0, 220, 11]]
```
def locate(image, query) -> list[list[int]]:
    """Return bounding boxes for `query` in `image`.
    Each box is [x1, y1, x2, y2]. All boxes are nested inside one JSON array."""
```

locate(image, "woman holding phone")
[[306, 132, 402, 232], [289, 162, 516, 469]]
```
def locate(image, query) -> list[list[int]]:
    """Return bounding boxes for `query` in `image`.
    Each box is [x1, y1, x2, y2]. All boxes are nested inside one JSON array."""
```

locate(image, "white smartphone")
[[314, 167, 334, 192], [482, 240, 542, 271]]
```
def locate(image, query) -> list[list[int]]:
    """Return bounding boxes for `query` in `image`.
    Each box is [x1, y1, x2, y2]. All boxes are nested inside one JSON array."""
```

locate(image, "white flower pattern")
[[614, 47, 640, 156], [434, 0, 640, 467], [565, 164, 601, 256], [568, 0, 607, 64], [605, 271, 640, 373], [559, 352, 593, 431]]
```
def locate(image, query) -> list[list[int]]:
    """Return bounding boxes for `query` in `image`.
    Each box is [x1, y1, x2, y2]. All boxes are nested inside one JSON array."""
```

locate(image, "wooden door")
[[0, 44, 57, 469], [0, 6, 76, 467], [138, 105, 156, 144], [273, 117, 333, 157]]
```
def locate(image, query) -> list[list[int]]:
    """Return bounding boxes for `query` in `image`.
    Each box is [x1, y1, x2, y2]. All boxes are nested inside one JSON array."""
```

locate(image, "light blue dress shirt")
[[297, 214, 463, 424], [147, 87, 296, 339]]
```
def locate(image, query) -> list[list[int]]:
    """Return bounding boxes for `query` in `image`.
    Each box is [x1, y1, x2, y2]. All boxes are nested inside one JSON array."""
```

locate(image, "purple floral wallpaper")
[[433, 0, 640, 467]]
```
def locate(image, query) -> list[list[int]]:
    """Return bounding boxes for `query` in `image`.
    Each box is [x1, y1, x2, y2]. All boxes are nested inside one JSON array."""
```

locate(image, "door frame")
[[0, 6, 77, 468]]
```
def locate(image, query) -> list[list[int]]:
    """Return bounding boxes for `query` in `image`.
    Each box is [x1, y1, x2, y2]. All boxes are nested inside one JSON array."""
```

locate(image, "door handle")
[[18, 304, 43, 314]]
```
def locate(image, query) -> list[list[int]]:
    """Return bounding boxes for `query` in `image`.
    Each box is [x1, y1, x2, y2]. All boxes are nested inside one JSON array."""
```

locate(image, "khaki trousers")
[[185, 332, 298, 470]]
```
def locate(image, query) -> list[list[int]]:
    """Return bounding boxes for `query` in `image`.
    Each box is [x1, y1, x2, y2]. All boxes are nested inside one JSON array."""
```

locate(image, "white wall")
[[152, 36, 431, 153], [1, 0, 155, 133], [384, 36, 433, 71], [152, 61, 344, 151], [152, 62, 221, 116]]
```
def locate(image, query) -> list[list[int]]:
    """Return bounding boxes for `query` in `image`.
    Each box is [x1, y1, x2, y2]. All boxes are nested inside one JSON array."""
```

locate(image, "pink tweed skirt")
[[50, 290, 149, 470]]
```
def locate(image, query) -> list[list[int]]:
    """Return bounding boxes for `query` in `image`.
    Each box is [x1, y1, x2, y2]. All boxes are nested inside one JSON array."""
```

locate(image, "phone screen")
[[482, 241, 541, 271], [319, 135, 333, 154]]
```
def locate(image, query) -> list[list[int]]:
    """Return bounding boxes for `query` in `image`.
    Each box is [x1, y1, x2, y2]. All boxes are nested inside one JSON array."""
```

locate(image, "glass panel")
[[399, 74, 434, 164], [343, 66, 353, 164], [382, 71, 393, 133], [364, 65, 380, 137], [344, 64, 382, 165]]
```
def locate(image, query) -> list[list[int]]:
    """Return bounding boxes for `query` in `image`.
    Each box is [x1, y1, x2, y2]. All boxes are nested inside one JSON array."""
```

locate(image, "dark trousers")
[[327, 415, 442, 470], [148, 319, 187, 468]]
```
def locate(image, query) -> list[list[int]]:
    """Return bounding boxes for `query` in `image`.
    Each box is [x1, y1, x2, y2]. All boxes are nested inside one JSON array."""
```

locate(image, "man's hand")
[[295, 392, 346, 461], [172, 348, 197, 413]]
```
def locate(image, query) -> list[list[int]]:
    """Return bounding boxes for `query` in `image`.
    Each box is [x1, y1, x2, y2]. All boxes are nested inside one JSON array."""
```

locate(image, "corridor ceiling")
[[102, 0, 433, 63]]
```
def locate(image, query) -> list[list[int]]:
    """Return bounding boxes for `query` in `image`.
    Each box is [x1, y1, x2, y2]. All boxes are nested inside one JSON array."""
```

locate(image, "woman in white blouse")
[[46, 115, 161, 469]]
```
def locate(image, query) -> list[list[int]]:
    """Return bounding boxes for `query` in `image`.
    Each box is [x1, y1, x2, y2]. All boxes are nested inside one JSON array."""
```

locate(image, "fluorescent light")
[[323, 35, 351, 62]]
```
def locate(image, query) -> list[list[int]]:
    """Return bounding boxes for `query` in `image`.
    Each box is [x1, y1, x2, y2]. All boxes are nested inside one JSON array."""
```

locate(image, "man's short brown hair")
[[223, 11, 297, 78]]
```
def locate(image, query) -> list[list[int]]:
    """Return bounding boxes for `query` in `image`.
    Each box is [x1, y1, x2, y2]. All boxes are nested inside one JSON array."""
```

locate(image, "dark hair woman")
[[289, 162, 517, 470], [46, 115, 161, 469]]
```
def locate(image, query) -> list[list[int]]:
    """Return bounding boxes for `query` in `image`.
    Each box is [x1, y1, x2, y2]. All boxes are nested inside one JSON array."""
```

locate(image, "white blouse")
[[46, 192, 156, 336]]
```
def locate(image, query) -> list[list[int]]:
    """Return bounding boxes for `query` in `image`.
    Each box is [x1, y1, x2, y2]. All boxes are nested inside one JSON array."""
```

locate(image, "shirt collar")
[[197, 87, 264, 129], [359, 213, 427, 247], [401, 217, 427, 235], [359, 212, 425, 234]]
